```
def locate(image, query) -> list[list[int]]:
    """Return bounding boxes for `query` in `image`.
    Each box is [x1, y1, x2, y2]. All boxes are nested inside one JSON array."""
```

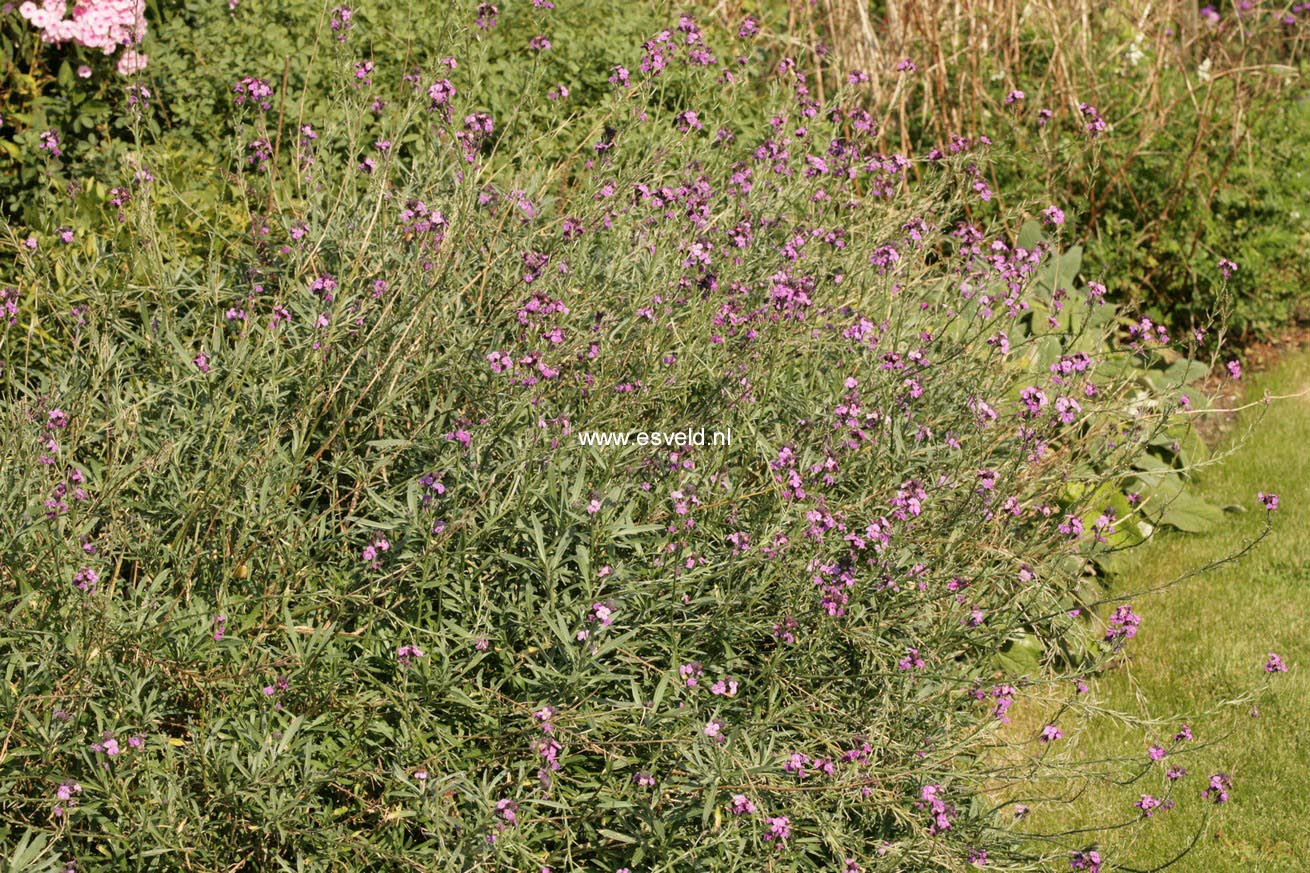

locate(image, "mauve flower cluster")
[[233, 77, 273, 111], [52, 780, 82, 818], [1203, 773, 1232, 804], [918, 784, 955, 834], [88, 731, 145, 767], [396, 644, 425, 668], [1070, 849, 1102, 871]]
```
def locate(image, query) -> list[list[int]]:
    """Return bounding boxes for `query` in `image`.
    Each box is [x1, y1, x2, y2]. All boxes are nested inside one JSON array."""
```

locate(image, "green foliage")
[[0, 3, 1270, 870], [1073, 88, 1310, 341], [806, 1, 1310, 342], [0, 13, 143, 221]]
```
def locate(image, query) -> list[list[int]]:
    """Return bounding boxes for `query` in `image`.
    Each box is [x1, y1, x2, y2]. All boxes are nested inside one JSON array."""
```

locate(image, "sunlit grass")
[[1013, 348, 1310, 870]]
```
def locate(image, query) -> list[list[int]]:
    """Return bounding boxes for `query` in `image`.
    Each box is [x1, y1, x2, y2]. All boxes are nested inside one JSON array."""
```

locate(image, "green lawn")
[[1015, 347, 1310, 869]]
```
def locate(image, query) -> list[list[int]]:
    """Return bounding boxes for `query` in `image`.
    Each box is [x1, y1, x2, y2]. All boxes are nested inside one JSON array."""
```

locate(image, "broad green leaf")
[[1158, 492, 1227, 533], [995, 633, 1044, 675]]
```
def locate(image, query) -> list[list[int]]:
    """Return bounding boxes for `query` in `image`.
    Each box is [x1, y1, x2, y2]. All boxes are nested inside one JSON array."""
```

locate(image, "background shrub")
[[778, 0, 1310, 341]]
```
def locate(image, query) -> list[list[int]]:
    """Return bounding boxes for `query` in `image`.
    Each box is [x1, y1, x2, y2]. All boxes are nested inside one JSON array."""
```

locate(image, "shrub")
[[785, 0, 1310, 341], [0, 5, 1268, 871]]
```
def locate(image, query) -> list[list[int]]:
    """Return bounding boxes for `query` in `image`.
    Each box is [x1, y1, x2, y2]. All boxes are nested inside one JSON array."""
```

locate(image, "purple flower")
[[246, 138, 272, 171], [1040, 724, 1064, 742], [232, 77, 273, 111], [427, 78, 455, 110], [710, 677, 738, 697], [40, 129, 62, 156], [330, 6, 353, 38], [73, 566, 98, 594], [361, 535, 390, 567], [675, 110, 702, 132], [1043, 205, 1065, 227], [1078, 102, 1107, 137], [1054, 396, 1082, 425], [1105, 605, 1141, 642], [919, 784, 954, 833], [396, 644, 426, 667], [1265, 652, 1288, 673], [869, 244, 901, 272], [1070, 849, 1102, 871], [730, 793, 755, 814], [1258, 491, 1279, 512], [897, 647, 925, 670], [529, 34, 551, 51], [1203, 772, 1231, 803], [990, 684, 1016, 723], [586, 601, 614, 626], [1218, 257, 1238, 279], [261, 675, 290, 698], [1136, 794, 1162, 817], [763, 815, 791, 843], [1226, 359, 1242, 379], [536, 737, 562, 774]]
